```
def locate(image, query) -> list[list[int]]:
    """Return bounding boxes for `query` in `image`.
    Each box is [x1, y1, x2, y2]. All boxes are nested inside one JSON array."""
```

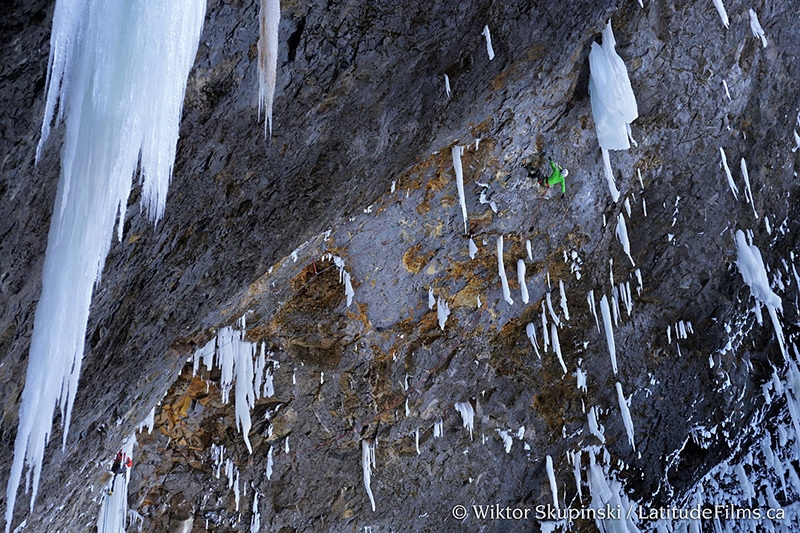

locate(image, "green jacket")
[[547, 160, 566, 194]]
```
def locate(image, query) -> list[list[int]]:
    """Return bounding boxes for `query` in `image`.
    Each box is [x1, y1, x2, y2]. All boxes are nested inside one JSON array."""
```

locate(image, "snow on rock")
[[444, 73, 451, 99], [748, 9, 768, 47], [452, 145, 468, 234], [497, 236, 514, 305], [600, 295, 618, 374], [482, 25, 495, 60], [362, 440, 377, 512], [518, 260, 529, 304], [428, 287, 435, 309], [258, 0, 280, 136], [616, 382, 636, 450], [455, 402, 475, 440], [712, 0, 730, 28], [720, 147, 739, 200], [6, 1, 206, 528], [615, 213, 635, 266]]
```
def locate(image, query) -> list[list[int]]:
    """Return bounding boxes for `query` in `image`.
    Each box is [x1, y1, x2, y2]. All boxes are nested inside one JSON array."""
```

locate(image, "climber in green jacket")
[[540, 158, 568, 197]]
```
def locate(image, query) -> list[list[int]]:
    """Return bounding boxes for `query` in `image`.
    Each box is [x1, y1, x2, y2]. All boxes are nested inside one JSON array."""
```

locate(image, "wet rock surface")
[[2, 0, 800, 531]]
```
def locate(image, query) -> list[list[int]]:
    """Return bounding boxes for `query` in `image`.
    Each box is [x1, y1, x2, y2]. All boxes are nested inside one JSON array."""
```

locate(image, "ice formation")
[[482, 25, 495, 60], [571, 450, 583, 503], [615, 213, 635, 266], [444, 73, 451, 98], [362, 440, 376, 512], [616, 382, 636, 450], [559, 280, 570, 321], [469, 238, 478, 259], [589, 20, 638, 202], [517, 260, 529, 304], [496, 429, 513, 453], [735, 230, 782, 312], [712, 0, 730, 28], [600, 295, 618, 374], [437, 296, 451, 330], [497, 236, 514, 305], [330, 255, 355, 306], [576, 365, 587, 393], [748, 9, 768, 47], [734, 230, 786, 358], [720, 147, 739, 200], [740, 158, 758, 219], [526, 322, 541, 358], [5, 1, 205, 529], [258, 0, 280, 136], [210, 325, 257, 453], [546, 455, 559, 509], [455, 402, 475, 440], [587, 450, 640, 533], [546, 292, 562, 327], [250, 492, 260, 533], [96, 435, 136, 533], [588, 290, 600, 332], [591, 33, 636, 123], [452, 145, 468, 233], [588, 406, 606, 443], [551, 323, 568, 375], [601, 148, 621, 203]]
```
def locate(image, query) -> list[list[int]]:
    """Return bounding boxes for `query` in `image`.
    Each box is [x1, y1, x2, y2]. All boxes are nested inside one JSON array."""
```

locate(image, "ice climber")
[[109, 450, 133, 494], [539, 158, 568, 197]]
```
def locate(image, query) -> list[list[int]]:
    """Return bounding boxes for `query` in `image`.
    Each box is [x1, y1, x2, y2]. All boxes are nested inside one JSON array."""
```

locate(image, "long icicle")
[[258, 0, 280, 137], [5, 1, 205, 530]]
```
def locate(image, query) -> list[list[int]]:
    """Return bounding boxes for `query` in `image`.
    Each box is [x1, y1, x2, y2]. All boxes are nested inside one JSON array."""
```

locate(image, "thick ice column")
[[258, 0, 280, 136], [589, 20, 638, 202], [5, 1, 205, 530]]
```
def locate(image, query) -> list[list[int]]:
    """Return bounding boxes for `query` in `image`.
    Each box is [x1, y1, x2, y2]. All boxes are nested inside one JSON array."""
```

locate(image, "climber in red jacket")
[[109, 450, 133, 494]]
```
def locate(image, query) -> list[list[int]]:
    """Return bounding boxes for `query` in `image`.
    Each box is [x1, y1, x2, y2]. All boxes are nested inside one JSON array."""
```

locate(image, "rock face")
[[2, 0, 800, 532]]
